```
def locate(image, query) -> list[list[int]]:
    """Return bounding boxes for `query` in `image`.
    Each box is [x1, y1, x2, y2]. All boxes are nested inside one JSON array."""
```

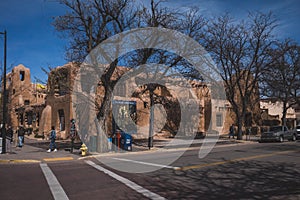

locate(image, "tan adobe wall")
[[39, 62, 79, 139], [6, 64, 46, 142]]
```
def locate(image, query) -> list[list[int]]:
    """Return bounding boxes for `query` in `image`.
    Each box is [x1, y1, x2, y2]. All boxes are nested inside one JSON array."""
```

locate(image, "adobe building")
[[260, 99, 297, 129], [107, 77, 211, 138], [6, 64, 46, 141], [44, 63, 217, 140], [5, 63, 79, 141], [38, 62, 80, 139], [4, 63, 261, 146], [293, 104, 300, 125]]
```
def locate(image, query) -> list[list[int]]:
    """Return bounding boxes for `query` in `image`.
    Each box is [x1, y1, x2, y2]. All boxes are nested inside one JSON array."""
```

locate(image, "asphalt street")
[[0, 140, 299, 200]]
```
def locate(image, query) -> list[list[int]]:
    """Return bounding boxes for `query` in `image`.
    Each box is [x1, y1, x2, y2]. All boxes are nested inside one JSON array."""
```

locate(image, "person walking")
[[47, 126, 57, 152], [229, 124, 235, 139], [6, 126, 13, 152], [17, 125, 25, 147], [70, 119, 77, 153], [7, 126, 13, 141]]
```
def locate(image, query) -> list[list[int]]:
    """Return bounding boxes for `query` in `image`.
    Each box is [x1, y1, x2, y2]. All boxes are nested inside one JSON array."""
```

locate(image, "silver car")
[[296, 125, 300, 139], [260, 125, 297, 142]]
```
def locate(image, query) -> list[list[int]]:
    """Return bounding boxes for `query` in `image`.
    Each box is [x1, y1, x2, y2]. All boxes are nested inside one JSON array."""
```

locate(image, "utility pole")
[[1, 30, 7, 154]]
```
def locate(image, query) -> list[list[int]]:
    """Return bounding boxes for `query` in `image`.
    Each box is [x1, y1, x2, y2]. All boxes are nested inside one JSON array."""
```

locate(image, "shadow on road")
[[138, 160, 300, 199], [25, 138, 82, 152]]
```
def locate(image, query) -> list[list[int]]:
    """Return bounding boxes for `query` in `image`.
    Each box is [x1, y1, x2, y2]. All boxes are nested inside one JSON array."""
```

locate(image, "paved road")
[[1, 141, 299, 200]]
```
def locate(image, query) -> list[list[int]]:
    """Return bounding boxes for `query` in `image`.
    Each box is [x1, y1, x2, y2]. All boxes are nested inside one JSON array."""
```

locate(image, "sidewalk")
[[0, 134, 259, 163], [0, 135, 82, 163]]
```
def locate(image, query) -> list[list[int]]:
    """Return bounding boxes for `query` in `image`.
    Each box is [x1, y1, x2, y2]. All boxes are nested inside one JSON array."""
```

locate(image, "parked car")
[[260, 125, 297, 143], [296, 125, 300, 139]]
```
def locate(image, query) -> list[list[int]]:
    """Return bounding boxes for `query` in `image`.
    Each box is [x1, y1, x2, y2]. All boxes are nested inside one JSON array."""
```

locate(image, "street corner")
[[41, 150, 81, 163], [0, 148, 79, 164]]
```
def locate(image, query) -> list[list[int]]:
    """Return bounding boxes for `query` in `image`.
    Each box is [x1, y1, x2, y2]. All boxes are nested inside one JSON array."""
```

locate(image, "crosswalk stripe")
[[85, 160, 166, 200], [112, 157, 180, 170], [40, 163, 69, 200]]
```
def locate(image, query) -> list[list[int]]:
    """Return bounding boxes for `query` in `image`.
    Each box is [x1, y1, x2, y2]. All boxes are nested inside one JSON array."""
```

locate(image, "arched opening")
[[20, 71, 25, 81]]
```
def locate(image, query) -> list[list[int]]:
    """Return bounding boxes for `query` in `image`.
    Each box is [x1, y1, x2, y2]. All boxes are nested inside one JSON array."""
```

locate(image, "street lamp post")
[[1, 30, 7, 154]]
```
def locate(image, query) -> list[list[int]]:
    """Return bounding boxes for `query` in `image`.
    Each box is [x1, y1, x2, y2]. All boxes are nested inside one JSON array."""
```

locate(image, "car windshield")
[[297, 126, 300, 129], [269, 126, 283, 132]]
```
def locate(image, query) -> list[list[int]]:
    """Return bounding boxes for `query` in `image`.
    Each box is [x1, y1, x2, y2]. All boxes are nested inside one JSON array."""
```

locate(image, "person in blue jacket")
[[47, 126, 57, 152]]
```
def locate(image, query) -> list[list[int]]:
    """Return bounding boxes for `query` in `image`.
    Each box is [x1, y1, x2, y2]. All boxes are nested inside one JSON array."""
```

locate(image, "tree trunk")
[[96, 84, 113, 153], [282, 102, 287, 127], [237, 116, 243, 140], [95, 61, 118, 153], [238, 106, 247, 140], [148, 87, 155, 149]]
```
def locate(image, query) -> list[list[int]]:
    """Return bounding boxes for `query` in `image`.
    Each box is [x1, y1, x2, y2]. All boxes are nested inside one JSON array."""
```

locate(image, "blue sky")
[[0, 0, 300, 82]]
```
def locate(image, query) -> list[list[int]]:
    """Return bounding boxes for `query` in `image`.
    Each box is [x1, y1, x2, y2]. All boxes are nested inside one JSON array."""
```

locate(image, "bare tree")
[[261, 40, 300, 127], [54, 0, 236, 153], [53, 0, 140, 62], [53, 0, 207, 151], [204, 12, 277, 139], [53, 0, 142, 152], [126, 2, 208, 147]]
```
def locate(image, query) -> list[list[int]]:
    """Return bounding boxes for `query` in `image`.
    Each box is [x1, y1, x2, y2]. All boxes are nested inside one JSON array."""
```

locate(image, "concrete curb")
[[0, 159, 41, 164], [0, 157, 75, 164], [78, 139, 258, 160]]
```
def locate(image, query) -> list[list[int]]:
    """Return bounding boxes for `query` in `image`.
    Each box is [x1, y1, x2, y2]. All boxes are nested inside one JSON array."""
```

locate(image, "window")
[[216, 114, 223, 127], [58, 109, 65, 131], [144, 102, 148, 109], [24, 100, 30, 105], [20, 71, 25, 81], [8, 77, 11, 85]]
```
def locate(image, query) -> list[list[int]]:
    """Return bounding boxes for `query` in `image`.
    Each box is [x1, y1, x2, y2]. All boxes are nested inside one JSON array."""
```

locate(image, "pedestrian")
[[47, 126, 57, 152], [17, 125, 25, 147], [6, 126, 13, 152], [229, 124, 235, 139], [70, 119, 77, 153], [7, 126, 13, 142]]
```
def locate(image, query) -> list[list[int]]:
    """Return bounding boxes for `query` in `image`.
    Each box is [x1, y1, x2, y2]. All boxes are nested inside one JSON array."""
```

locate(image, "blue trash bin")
[[121, 132, 132, 151]]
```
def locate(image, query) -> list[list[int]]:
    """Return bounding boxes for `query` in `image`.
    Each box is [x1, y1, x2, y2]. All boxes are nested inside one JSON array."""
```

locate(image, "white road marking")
[[40, 163, 69, 200], [85, 160, 166, 200], [112, 157, 180, 170]]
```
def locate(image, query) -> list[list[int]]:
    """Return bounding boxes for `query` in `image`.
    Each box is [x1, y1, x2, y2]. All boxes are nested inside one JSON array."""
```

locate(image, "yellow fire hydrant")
[[80, 144, 88, 156]]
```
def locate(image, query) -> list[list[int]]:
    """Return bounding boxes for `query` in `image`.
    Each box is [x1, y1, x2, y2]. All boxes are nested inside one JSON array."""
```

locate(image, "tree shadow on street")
[[142, 160, 300, 199]]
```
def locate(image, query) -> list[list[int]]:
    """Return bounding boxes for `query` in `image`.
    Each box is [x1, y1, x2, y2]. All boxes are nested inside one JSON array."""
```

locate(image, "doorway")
[[58, 109, 65, 131]]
